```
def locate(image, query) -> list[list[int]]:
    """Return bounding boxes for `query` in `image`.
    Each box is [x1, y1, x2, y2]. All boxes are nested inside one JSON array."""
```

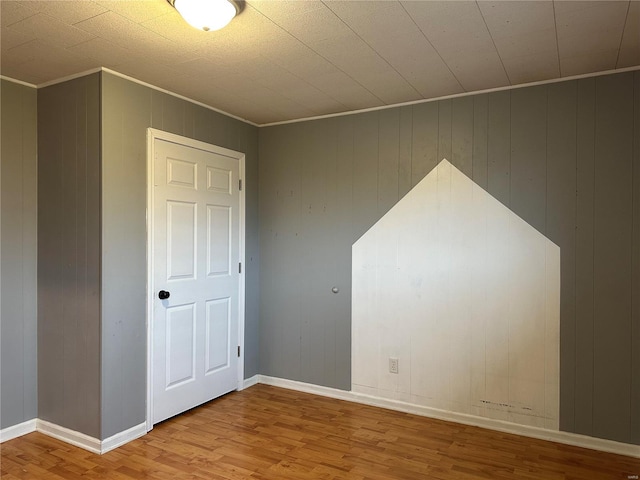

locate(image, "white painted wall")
[[352, 159, 560, 430]]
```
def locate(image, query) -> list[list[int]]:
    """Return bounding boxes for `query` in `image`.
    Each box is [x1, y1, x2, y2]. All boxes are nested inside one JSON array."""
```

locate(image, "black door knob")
[[158, 290, 170, 300]]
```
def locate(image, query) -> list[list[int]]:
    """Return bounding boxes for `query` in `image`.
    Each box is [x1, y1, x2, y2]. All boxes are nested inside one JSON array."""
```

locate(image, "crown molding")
[[260, 65, 640, 127]]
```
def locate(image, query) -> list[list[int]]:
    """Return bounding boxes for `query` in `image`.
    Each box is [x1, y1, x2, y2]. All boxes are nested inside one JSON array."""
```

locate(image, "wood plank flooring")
[[1, 384, 638, 479]]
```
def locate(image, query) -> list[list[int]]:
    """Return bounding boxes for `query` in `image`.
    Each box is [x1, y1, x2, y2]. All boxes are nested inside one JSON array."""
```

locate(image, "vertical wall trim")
[[631, 71, 640, 444], [97, 71, 103, 440], [591, 81, 596, 433]]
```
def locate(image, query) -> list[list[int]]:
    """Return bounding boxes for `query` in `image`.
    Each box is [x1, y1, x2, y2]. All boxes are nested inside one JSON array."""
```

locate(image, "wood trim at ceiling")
[[2, 65, 639, 128], [261, 65, 640, 127]]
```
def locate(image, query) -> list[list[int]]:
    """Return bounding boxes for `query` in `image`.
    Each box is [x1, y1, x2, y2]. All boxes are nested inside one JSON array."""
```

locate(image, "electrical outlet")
[[389, 357, 399, 374]]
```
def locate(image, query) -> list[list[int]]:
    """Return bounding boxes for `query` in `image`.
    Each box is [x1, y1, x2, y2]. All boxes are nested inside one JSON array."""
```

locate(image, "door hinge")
[[239, 262, 242, 274], [237, 346, 241, 357], [239, 179, 242, 191]]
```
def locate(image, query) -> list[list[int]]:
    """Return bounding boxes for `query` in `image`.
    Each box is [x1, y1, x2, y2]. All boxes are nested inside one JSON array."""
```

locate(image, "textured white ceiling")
[[1, 0, 639, 125]]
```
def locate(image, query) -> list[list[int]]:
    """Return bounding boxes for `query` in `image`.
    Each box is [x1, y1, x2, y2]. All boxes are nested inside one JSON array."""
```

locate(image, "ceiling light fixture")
[[168, 0, 240, 32]]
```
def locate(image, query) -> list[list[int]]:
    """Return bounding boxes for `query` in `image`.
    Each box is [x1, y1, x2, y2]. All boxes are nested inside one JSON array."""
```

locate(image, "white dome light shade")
[[172, 0, 239, 32]]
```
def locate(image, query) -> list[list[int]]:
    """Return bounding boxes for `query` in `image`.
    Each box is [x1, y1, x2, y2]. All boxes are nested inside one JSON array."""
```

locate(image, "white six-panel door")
[[151, 136, 240, 424]]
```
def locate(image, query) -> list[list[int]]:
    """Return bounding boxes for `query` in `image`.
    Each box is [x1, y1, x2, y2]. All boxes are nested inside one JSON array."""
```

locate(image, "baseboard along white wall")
[[257, 375, 640, 459]]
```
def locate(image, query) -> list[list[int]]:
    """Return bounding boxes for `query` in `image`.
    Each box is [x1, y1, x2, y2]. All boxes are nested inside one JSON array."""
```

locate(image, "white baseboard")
[[10, 420, 148, 455], [36, 419, 102, 454], [257, 375, 640, 459], [5, 379, 638, 459], [101, 422, 147, 454], [0, 419, 37, 443], [241, 375, 260, 390]]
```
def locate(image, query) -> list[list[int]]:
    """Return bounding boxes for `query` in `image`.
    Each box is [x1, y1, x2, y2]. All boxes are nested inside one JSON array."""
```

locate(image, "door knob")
[[158, 290, 170, 300]]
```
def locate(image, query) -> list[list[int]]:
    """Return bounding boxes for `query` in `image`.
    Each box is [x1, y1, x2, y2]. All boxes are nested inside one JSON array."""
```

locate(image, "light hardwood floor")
[[1, 384, 638, 479]]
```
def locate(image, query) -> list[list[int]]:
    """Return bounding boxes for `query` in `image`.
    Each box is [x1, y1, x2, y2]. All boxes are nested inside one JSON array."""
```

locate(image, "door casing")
[[146, 127, 246, 432]]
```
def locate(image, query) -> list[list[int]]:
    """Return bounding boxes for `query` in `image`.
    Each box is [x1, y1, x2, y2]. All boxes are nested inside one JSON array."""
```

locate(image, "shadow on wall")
[[352, 159, 560, 430]]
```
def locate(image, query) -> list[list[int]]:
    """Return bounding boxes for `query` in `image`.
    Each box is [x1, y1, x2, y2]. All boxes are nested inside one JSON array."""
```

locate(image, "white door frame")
[[146, 128, 246, 432]]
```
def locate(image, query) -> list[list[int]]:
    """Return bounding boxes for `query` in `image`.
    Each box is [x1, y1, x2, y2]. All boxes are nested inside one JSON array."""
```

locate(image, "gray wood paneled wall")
[[3, 68, 637, 448], [258, 70, 640, 445], [37, 74, 102, 438], [28, 71, 259, 441], [1, 79, 38, 429], [101, 72, 259, 439]]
